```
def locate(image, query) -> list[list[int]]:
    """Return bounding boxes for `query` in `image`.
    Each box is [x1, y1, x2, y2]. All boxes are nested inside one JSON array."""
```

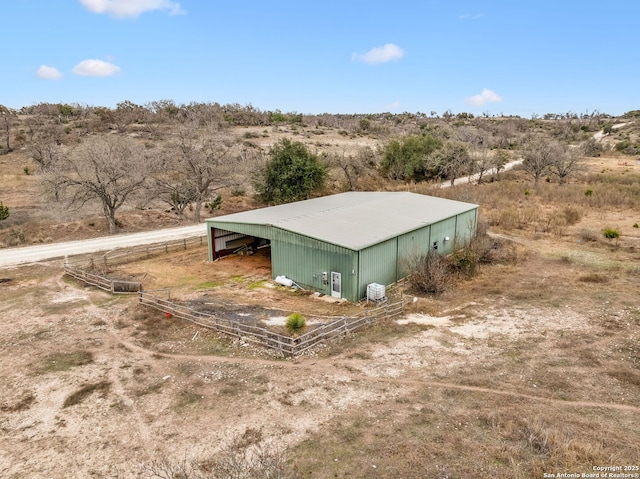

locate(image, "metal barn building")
[[206, 192, 478, 302]]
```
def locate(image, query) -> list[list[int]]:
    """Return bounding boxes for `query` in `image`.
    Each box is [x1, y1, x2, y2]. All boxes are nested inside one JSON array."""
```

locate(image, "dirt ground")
[[1, 146, 640, 477], [1, 221, 639, 478]]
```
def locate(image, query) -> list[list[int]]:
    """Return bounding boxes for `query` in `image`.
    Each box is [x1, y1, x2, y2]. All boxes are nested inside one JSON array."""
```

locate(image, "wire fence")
[[63, 235, 406, 356]]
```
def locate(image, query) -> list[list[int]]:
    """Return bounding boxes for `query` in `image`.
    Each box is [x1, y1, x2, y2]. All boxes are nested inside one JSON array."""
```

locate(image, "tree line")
[[0, 100, 635, 233]]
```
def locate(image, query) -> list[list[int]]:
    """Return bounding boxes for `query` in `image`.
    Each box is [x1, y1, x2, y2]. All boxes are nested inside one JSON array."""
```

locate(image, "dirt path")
[[115, 337, 640, 414], [0, 224, 206, 267]]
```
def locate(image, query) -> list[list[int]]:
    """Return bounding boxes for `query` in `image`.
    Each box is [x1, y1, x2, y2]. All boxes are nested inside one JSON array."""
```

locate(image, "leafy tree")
[[380, 134, 441, 181], [0, 201, 9, 221], [254, 139, 327, 204]]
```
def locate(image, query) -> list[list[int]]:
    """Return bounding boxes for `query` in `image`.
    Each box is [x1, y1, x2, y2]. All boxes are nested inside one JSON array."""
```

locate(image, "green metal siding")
[[271, 228, 358, 301], [207, 204, 479, 301], [207, 221, 273, 241], [454, 209, 478, 246], [357, 237, 399, 300], [430, 217, 457, 255], [396, 225, 432, 278]]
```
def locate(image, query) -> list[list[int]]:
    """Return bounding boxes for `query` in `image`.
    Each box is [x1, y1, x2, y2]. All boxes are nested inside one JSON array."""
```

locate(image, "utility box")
[[367, 283, 386, 301]]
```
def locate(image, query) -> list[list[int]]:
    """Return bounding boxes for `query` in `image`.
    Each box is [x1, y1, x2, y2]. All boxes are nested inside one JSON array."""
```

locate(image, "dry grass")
[[34, 350, 94, 374], [2, 148, 640, 477]]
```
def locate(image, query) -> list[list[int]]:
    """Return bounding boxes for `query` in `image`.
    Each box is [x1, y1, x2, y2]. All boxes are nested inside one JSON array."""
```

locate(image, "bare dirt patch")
[[1, 225, 639, 478]]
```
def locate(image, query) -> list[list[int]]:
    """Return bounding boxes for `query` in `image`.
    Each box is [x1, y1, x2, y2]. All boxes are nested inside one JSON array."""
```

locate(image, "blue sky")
[[2, 0, 638, 116]]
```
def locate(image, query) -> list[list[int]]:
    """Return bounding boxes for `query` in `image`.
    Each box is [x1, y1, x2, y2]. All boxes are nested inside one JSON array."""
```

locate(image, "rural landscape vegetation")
[[1, 101, 639, 478]]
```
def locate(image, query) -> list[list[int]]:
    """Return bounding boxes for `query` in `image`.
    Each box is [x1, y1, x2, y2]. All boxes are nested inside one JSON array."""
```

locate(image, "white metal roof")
[[207, 192, 478, 250]]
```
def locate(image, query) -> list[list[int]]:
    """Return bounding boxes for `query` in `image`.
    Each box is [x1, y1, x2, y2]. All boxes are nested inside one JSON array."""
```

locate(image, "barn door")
[[331, 272, 341, 298]]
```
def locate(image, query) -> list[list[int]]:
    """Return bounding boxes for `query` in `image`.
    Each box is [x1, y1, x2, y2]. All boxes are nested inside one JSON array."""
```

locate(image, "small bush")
[[405, 250, 453, 295], [578, 228, 599, 242], [0, 201, 9, 222], [450, 248, 478, 277], [603, 228, 620, 239], [286, 313, 306, 334], [578, 273, 608, 283], [206, 195, 223, 211], [584, 188, 593, 197], [562, 206, 582, 226], [633, 223, 639, 228]]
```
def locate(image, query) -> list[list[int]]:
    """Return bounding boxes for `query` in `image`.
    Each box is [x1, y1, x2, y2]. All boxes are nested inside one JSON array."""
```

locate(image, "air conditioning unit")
[[367, 283, 386, 301]]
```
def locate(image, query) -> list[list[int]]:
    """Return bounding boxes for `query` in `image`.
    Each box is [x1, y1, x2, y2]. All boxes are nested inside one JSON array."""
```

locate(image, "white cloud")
[[73, 59, 121, 77], [79, 0, 185, 18], [352, 43, 405, 65], [36, 65, 63, 80], [465, 88, 502, 107]]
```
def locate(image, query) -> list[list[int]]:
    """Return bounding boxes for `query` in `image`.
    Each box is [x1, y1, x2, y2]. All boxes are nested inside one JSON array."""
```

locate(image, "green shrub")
[[254, 139, 327, 204], [450, 248, 478, 277], [615, 141, 631, 151], [206, 195, 223, 211], [584, 188, 593, 197], [602, 228, 620, 239], [285, 313, 306, 334], [633, 223, 639, 229], [0, 201, 9, 221]]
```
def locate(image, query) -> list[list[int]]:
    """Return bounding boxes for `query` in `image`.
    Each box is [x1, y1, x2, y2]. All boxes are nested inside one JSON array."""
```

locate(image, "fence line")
[[137, 290, 404, 356], [65, 235, 207, 271], [63, 235, 406, 356]]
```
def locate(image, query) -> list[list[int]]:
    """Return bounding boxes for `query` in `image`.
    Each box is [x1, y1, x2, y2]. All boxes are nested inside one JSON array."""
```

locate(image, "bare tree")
[[492, 149, 511, 178], [152, 175, 199, 218], [113, 100, 148, 133], [0, 105, 16, 153], [428, 140, 471, 186], [550, 144, 584, 185], [472, 147, 493, 184], [162, 124, 236, 222], [48, 136, 154, 233], [329, 146, 378, 191], [521, 137, 562, 186]]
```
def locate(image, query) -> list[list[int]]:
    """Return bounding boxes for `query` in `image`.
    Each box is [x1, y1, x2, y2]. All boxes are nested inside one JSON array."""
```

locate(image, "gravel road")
[[0, 224, 207, 268]]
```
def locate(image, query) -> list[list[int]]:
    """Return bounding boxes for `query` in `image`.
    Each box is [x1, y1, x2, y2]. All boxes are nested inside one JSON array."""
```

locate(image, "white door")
[[331, 272, 341, 298]]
